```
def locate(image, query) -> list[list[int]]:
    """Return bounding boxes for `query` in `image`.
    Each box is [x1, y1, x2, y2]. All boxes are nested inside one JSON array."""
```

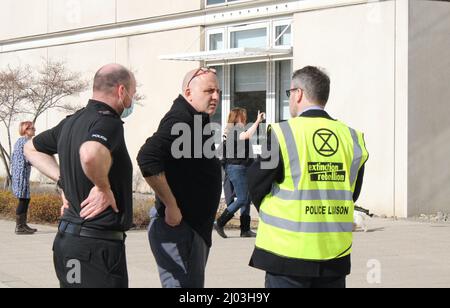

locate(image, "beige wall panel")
[[45, 39, 117, 125], [394, 0, 409, 218], [116, 0, 201, 22], [0, 0, 48, 40], [0, 48, 48, 69], [48, 0, 116, 33], [408, 0, 450, 216], [293, 1, 396, 216]]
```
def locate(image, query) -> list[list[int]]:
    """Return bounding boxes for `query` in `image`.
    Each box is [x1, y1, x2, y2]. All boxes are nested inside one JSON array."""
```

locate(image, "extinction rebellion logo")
[[313, 129, 339, 157], [310, 129, 345, 182]]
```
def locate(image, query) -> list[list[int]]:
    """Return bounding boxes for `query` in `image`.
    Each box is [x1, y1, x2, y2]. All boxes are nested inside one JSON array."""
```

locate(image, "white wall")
[[0, 0, 201, 40], [408, 0, 450, 216], [48, 0, 116, 33], [116, 0, 201, 22], [0, 0, 201, 184], [0, 0, 48, 40], [117, 27, 202, 192], [293, 1, 398, 217], [0, 27, 201, 190]]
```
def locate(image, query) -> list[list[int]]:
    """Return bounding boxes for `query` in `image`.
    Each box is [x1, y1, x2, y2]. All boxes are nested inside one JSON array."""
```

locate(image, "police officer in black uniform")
[[24, 64, 136, 288]]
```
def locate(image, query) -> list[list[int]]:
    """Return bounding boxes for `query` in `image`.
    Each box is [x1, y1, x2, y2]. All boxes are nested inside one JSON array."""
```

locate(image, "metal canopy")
[[159, 47, 292, 62]]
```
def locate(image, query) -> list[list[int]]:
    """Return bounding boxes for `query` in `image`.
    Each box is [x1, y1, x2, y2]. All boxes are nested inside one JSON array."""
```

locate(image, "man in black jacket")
[[137, 68, 222, 288]]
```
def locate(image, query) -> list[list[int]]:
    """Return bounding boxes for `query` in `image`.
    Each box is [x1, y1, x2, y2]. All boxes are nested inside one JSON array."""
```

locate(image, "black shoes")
[[239, 215, 256, 238], [15, 214, 37, 235], [240, 230, 257, 238], [214, 221, 228, 239], [214, 211, 257, 239]]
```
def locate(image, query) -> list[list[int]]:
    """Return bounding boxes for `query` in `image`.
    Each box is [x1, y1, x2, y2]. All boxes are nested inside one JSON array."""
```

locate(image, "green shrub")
[[29, 193, 63, 224], [0, 190, 17, 218], [0, 189, 155, 229], [0, 190, 61, 224], [132, 197, 154, 229]]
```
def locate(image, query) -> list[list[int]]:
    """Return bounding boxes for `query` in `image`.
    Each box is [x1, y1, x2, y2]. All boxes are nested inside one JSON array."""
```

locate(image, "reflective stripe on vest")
[[349, 127, 363, 187], [279, 121, 302, 188], [272, 185, 353, 201], [260, 211, 354, 233]]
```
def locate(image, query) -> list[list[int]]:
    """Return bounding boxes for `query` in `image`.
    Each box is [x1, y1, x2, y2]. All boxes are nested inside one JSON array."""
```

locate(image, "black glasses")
[[187, 67, 217, 88], [286, 88, 302, 98]]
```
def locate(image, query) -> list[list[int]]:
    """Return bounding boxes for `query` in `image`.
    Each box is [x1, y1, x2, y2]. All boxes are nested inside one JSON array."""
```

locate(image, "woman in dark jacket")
[[214, 108, 265, 238]]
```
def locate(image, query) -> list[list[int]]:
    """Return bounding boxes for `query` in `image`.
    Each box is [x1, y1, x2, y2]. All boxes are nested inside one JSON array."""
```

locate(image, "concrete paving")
[[0, 217, 449, 288]]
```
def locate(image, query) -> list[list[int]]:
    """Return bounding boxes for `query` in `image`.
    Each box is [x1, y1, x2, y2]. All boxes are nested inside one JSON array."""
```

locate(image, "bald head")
[[181, 68, 220, 115], [182, 69, 201, 93], [93, 63, 134, 95]]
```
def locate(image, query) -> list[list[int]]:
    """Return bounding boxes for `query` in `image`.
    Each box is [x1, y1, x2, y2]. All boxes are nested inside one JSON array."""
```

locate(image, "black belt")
[[58, 221, 125, 242]]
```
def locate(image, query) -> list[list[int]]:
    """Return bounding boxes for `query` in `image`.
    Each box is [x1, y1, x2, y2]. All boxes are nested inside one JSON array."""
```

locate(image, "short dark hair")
[[292, 66, 330, 106], [93, 66, 132, 94]]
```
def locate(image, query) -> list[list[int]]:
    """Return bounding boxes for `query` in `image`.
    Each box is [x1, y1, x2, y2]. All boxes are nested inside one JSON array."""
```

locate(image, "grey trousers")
[[148, 215, 209, 288]]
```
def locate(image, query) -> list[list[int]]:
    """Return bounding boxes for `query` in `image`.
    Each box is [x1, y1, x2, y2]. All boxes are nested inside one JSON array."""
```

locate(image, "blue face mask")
[[121, 99, 136, 119]]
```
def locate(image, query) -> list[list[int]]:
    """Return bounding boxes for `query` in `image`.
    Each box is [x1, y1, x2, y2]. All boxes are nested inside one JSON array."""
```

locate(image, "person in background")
[[214, 108, 265, 239], [11, 121, 38, 235]]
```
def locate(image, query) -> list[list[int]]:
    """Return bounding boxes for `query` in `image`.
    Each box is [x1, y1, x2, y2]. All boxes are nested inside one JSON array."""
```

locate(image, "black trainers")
[[214, 221, 228, 239], [23, 224, 37, 233]]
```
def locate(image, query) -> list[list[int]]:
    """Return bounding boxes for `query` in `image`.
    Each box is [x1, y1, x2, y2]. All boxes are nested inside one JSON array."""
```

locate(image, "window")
[[210, 33, 224, 50], [205, 19, 293, 133], [207, 20, 292, 52], [231, 62, 267, 125], [230, 28, 267, 48], [274, 23, 292, 47], [230, 62, 267, 144]]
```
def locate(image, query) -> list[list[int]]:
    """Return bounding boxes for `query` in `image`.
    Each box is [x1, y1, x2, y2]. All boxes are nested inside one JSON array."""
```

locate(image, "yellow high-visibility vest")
[[256, 116, 369, 261]]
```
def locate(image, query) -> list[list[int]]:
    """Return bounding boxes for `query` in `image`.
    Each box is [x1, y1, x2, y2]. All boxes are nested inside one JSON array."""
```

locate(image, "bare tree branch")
[[0, 60, 87, 187], [0, 65, 31, 185], [26, 59, 88, 123]]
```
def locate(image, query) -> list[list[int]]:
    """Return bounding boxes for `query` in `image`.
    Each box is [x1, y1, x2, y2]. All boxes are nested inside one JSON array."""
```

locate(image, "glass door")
[[230, 62, 267, 126]]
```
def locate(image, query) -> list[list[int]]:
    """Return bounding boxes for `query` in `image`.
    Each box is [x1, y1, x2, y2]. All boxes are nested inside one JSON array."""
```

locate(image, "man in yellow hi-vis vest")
[[248, 66, 369, 288]]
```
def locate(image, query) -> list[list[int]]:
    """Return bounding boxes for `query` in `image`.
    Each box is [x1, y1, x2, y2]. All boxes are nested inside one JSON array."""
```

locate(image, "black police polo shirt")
[[33, 100, 133, 231]]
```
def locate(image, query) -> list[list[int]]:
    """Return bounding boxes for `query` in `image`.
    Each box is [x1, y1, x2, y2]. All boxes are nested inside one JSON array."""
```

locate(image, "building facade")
[[1, 0, 449, 217]]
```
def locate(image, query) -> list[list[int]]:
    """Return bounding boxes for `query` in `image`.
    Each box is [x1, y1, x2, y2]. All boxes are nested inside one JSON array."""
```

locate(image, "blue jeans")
[[225, 164, 251, 216]]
